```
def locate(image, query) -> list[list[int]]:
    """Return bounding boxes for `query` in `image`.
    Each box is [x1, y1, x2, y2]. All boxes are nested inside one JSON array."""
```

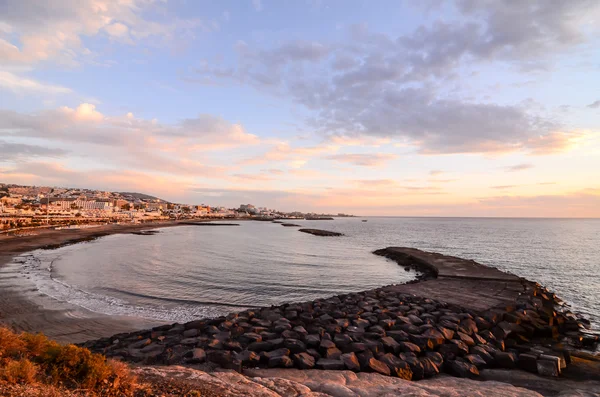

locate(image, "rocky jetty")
[[299, 229, 344, 236], [82, 248, 597, 385], [281, 223, 301, 227]]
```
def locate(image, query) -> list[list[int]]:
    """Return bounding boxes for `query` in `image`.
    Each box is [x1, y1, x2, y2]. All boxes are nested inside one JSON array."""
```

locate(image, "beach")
[[0, 221, 184, 343]]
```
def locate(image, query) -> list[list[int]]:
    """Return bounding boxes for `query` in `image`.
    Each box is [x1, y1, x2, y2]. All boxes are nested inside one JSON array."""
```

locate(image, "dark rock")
[[183, 329, 199, 338], [366, 357, 391, 376], [293, 352, 315, 369], [419, 357, 440, 378], [448, 339, 469, 355], [262, 348, 290, 361], [437, 327, 455, 340], [323, 347, 343, 360], [379, 353, 413, 380], [236, 350, 260, 364], [341, 352, 361, 371], [239, 332, 262, 344], [206, 350, 241, 371], [333, 334, 352, 347], [316, 359, 345, 370], [459, 319, 478, 335], [380, 336, 401, 354], [495, 351, 518, 369], [319, 339, 336, 350], [269, 355, 293, 368], [518, 353, 538, 373], [398, 341, 421, 354], [464, 354, 486, 369], [399, 354, 425, 380], [344, 342, 368, 353], [247, 341, 273, 352], [223, 340, 243, 352], [537, 358, 560, 377], [305, 334, 321, 348], [130, 338, 152, 349], [446, 359, 480, 378], [356, 350, 374, 369], [184, 348, 206, 364], [283, 339, 306, 354], [425, 352, 444, 368], [386, 330, 409, 342]]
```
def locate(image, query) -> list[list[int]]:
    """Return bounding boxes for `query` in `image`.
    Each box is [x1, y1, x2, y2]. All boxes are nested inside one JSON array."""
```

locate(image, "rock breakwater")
[[299, 229, 344, 236], [82, 248, 597, 383]]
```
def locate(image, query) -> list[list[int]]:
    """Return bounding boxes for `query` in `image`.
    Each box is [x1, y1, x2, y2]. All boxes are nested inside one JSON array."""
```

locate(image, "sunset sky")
[[1, 0, 599, 217]]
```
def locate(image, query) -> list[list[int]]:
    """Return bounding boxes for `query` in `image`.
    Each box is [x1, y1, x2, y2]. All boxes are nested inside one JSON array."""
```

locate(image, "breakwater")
[[82, 247, 597, 381]]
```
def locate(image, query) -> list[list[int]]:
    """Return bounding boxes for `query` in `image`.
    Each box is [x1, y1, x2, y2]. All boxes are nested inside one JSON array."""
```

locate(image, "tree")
[[121, 203, 131, 211]]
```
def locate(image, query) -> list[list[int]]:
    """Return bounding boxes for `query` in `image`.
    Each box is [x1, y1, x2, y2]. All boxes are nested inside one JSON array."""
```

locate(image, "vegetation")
[[0, 327, 137, 396]]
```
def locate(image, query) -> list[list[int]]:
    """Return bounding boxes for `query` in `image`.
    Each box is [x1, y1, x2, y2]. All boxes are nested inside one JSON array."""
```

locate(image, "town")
[[0, 183, 353, 232]]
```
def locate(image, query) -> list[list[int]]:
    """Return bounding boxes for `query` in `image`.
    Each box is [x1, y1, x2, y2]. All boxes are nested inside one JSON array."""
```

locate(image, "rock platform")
[[82, 247, 598, 387]]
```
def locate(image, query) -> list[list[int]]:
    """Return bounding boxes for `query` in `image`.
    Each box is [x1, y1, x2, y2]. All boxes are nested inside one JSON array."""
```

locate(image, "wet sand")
[[0, 221, 186, 343]]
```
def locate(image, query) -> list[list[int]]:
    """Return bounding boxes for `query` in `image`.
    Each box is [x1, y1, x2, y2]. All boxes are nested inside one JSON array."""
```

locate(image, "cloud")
[[505, 163, 534, 172], [0, 0, 208, 68], [477, 189, 600, 218], [197, 1, 598, 155], [325, 153, 397, 167], [0, 70, 72, 95], [352, 179, 398, 187], [0, 104, 260, 179], [0, 140, 68, 162], [429, 170, 444, 176], [491, 185, 517, 190], [588, 100, 600, 109]]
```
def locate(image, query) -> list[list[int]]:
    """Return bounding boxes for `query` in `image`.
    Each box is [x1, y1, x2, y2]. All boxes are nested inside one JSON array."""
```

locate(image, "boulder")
[[292, 352, 315, 369], [340, 352, 361, 372], [378, 353, 412, 380], [316, 359, 345, 370], [269, 355, 293, 368], [398, 341, 421, 354], [283, 339, 306, 354], [446, 359, 479, 378], [184, 348, 206, 364], [537, 358, 560, 377], [365, 357, 391, 376], [518, 353, 538, 373], [380, 336, 401, 354], [495, 351, 518, 369]]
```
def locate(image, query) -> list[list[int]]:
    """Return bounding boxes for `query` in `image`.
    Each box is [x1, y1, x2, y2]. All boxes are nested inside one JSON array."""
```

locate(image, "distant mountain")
[[117, 192, 169, 202]]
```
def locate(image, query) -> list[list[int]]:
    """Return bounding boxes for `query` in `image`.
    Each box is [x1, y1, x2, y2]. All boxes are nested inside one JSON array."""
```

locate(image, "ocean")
[[13, 218, 600, 329]]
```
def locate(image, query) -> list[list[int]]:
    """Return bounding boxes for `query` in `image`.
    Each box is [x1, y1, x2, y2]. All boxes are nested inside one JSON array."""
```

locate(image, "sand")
[[0, 221, 187, 343]]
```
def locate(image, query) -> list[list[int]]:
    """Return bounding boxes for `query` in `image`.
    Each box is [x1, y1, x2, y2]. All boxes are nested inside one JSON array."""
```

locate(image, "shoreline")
[[0, 220, 191, 343], [1, 224, 599, 394]]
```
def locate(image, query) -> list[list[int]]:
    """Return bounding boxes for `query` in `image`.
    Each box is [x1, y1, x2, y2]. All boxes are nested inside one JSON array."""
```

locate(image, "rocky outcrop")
[[282, 223, 301, 227], [299, 229, 344, 236], [134, 366, 549, 396]]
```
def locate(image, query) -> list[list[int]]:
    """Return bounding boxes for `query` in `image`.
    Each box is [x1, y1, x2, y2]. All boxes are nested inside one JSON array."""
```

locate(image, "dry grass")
[[0, 327, 138, 396]]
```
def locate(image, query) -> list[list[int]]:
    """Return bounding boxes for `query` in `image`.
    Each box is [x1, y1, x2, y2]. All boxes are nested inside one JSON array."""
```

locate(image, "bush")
[[2, 358, 38, 384], [0, 327, 137, 396]]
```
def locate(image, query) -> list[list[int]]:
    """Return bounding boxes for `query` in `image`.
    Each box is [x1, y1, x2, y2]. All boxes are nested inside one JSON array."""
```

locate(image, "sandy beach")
[[0, 221, 187, 343]]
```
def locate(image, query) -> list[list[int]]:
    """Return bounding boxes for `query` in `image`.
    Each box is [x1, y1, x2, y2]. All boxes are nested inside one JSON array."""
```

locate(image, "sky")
[[0, 0, 599, 217]]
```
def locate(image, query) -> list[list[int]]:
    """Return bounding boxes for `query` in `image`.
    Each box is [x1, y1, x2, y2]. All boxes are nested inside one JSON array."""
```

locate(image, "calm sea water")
[[16, 218, 600, 328]]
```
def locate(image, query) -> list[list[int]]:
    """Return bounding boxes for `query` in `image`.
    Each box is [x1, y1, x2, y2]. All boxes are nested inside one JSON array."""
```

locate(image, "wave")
[[101, 287, 253, 309], [15, 253, 234, 323]]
